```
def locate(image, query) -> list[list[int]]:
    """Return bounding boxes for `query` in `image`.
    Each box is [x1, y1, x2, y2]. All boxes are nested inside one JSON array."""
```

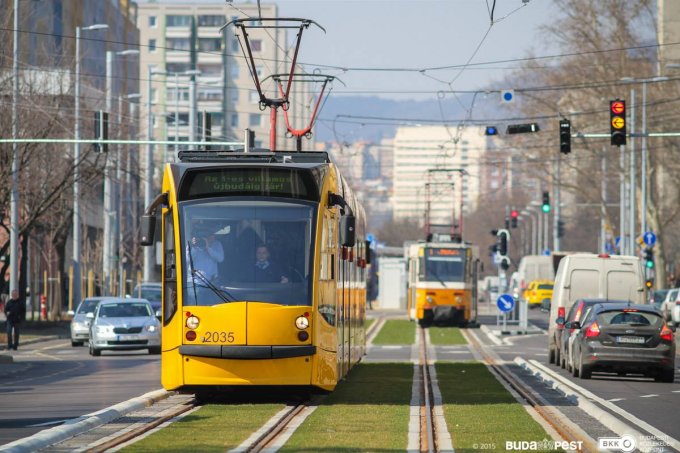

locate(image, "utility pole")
[[10, 0, 19, 295], [629, 89, 636, 256]]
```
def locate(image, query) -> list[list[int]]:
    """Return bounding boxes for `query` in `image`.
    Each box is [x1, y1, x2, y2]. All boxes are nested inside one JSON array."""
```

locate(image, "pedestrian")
[[4, 289, 25, 350]]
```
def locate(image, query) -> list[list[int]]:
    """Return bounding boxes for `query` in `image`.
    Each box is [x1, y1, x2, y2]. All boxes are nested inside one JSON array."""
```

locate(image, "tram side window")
[[163, 209, 178, 324]]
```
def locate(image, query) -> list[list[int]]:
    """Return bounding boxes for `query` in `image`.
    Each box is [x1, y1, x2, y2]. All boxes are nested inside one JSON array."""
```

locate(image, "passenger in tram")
[[254, 245, 289, 284]]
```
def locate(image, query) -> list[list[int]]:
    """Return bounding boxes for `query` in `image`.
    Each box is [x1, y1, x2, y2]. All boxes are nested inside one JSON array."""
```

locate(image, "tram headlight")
[[426, 296, 434, 304], [186, 316, 200, 330], [295, 315, 309, 330], [455, 295, 463, 304]]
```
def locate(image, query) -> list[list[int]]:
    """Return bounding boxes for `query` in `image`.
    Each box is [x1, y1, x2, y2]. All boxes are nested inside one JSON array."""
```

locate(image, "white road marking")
[[640, 394, 659, 398], [380, 345, 405, 350], [27, 419, 69, 427], [607, 398, 626, 402]]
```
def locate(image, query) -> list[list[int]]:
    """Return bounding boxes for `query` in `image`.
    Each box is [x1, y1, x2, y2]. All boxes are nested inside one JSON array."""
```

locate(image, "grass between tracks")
[[280, 363, 413, 452], [371, 319, 415, 344], [119, 404, 284, 453], [364, 318, 375, 331], [437, 362, 558, 452], [428, 326, 467, 345]]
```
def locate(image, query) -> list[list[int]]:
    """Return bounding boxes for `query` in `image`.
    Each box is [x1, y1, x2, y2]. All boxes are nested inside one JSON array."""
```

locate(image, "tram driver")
[[254, 245, 289, 284]]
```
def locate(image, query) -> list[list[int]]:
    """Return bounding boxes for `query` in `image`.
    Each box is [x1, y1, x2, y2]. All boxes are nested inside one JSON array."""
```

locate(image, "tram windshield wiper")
[[429, 267, 448, 288], [186, 241, 237, 304]]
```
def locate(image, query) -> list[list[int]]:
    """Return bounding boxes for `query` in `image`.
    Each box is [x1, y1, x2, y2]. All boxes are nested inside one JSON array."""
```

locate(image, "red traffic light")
[[511, 210, 519, 218], [611, 101, 625, 115]]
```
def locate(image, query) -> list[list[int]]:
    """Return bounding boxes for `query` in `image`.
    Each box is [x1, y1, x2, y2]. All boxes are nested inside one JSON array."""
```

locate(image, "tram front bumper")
[[424, 305, 466, 325]]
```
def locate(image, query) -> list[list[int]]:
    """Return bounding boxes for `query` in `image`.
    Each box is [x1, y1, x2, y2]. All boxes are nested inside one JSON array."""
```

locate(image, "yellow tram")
[[406, 237, 480, 327], [141, 151, 367, 392]]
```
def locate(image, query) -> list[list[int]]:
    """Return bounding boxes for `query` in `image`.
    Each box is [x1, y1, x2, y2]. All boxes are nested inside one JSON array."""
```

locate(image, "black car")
[[570, 303, 676, 382], [559, 299, 627, 372]]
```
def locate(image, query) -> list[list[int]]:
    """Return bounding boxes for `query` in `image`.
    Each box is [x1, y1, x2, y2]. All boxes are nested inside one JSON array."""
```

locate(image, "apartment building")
[[392, 126, 486, 229], [137, 2, 312, 154]]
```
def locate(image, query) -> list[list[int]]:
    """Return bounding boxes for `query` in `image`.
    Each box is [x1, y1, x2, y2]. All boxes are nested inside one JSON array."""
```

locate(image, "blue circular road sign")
[[643, 231, 656, 247], [496, 294, 515, 313]]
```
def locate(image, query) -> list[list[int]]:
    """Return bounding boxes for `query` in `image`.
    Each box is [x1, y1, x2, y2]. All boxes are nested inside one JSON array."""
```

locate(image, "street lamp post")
[[144, 67, 167, 282], [521, 208, 538, 255], [103, 49, 139, 295], [73, 23, 108, 305]]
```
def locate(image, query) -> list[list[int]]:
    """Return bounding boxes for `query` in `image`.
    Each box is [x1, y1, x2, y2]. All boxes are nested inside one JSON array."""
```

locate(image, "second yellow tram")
[[406, 238, 480, 327], [141, 151, 367, 393]]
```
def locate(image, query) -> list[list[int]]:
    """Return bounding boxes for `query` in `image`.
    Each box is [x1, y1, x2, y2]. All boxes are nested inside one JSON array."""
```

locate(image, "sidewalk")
[[0, 319, 70, 363]]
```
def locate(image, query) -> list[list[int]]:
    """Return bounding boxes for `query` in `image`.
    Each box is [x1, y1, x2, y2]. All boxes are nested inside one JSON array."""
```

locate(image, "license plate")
[[119, 335, 137, 341], [616, 336, 645, 344]]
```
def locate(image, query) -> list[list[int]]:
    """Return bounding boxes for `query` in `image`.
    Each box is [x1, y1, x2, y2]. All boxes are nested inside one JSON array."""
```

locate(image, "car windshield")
[[77, 299, 101, 314], [140, 288, 161, 302], [654, 290, 669, 303], [538, 284, 553, 290], [597, 310, 663, 328], [98, 303, 152, 318], [181, 199, 316, 306]]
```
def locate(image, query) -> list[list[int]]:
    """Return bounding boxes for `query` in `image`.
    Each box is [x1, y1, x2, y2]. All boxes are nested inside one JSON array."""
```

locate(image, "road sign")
[[643, 231, 656, 246], [496, 294, 515, 313], [501, 90, 514, 103], [615, 236, 621, 247], [543, 249, 551, 256]]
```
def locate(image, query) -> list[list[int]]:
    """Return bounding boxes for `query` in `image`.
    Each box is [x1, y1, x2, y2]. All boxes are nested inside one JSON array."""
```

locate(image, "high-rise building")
[[392, 126, 486, 229], [137, 2, 311, 154]]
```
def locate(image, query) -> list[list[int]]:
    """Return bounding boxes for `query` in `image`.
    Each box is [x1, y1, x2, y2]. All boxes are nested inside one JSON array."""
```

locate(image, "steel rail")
[[463, 330, 599, 453], [419, 327, 436, 453], [86, 397, 197, 453], [248, 404, 307, 453]]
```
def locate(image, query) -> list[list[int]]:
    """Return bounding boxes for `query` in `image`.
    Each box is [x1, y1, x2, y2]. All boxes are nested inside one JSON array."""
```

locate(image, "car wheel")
[[149, 347, 161, 355], [554, 346, 561, 367], [548, 346, 555, 364], [560, 351, 567, 369], [71, 341, 83, 347], [579, 358, 592, 379], [655, 369, 675, 383], [89, 343, 101, 357]]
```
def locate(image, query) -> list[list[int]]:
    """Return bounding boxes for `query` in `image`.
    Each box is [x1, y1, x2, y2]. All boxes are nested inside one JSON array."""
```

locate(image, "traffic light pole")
[[629, 89, 636, 257], [553, 155, 561, 252]]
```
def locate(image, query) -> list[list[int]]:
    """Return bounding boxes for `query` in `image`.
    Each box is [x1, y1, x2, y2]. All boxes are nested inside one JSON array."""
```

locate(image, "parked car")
[[68, 297, 115, 347], [570, 303, 675, 382], [660, 288, 679, 322], [548, 253, 647, 365], [652, 289, 670, 310], [560, 298, 625, 372], [88, 298, 161, 356], [524, 280, 554, 307], [134, 282, 162, 316], [671, 299, 680, 328]]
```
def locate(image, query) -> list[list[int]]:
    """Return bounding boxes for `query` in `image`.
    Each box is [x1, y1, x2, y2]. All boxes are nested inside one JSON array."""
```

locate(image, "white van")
[[517, 255, 554, 299], [547, 253, 647, 364]]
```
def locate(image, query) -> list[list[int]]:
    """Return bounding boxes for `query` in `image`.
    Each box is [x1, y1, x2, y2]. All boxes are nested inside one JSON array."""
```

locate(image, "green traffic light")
[[542, 204, 551, 213], [646, 260, 654, 269]]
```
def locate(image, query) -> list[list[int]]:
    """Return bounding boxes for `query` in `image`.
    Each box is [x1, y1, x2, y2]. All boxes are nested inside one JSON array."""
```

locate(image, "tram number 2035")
[[201, 331, 235, 343]]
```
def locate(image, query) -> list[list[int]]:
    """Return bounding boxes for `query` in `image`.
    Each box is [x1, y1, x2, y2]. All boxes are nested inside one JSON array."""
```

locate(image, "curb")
[[0, 388, 170, 453], [0, 335, 64, 351]]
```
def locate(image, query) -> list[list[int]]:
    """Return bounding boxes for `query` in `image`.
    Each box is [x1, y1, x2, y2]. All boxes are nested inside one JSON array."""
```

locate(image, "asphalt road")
[[0, 339, 161, 445], [485, 305, 680, 443]]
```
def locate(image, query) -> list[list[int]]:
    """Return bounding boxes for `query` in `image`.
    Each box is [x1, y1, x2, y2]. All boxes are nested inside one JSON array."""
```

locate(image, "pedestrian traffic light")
[[559, 119, 571, 154], [511, 210, 519, 228], [644, 248, 654, 269], [542, 191, 551, 213], [557, 220, 565, 238], [610, 99, 626, 146]]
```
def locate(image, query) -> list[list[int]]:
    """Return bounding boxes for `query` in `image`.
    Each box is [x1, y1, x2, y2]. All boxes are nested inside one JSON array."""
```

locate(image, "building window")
[[255, 65, 264, 78], [229, 88, 239, 102], [198, 15, 226, 27], [250, 39, 262, 52], [231, 113, 239, 127], [198, 88, 222, 101], [198, 64, 222, 76], [198, 38, 222, 52], [209, 112, 223, 128], [167, 87, 189, 102], [167, 38, 191, 51], [166, 63, 192, 73], [249, 90, 259, 104], [167, 113, 189, 126], [166, 15, 192, 27], [148, 39, 156, 52], [249, 113, 261, 127], [149, 16, 157, 27]]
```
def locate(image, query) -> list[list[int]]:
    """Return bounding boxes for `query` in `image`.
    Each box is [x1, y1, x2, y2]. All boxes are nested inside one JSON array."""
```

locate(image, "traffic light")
[[94, 110, 109, 153], [610, 99, 626, 146], [557, 220, 565, 238], [511, 210, 519, 228], [485, 126, 499, 136], [507, 123, 540, 134], [542, 191, 551, 213], [644, 247, 654, 269], [497, 229, 509, 256], [559, 119, 571, 154], [645, 279, 653, 289]]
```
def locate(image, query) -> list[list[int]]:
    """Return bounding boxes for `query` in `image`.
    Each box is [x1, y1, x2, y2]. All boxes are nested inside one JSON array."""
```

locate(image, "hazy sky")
[[253, 0, 558, 100]]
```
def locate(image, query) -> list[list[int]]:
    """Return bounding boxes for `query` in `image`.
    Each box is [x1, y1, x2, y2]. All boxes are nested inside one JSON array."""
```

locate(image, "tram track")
[[462, 329, 599, 453], [418, 327, 437, 453]]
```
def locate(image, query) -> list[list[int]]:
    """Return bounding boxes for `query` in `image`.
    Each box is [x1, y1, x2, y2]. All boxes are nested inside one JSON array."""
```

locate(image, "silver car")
[[69, 297, 115, 347], [87, 298, 161, 356]]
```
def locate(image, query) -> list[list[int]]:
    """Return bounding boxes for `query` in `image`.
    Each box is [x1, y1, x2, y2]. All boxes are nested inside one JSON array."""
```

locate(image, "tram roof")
[[176, 150, 332, 167]]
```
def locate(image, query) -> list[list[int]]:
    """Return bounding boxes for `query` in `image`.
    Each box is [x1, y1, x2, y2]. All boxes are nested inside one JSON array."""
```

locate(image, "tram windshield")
[[419, 247, 466, 283], [180, 199, 316, 306]]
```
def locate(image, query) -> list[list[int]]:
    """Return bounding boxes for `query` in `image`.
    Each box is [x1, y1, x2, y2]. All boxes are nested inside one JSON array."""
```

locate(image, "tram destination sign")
[[180, 167, 319, 201]]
